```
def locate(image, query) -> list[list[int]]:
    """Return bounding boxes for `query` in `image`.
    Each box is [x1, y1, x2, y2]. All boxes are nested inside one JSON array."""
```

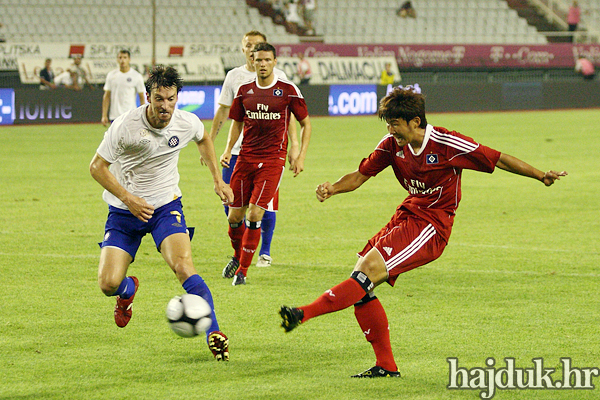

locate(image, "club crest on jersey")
[[273, 88, 283, 97], [426, 154, 439, 164], [168, 136, 180, 148]]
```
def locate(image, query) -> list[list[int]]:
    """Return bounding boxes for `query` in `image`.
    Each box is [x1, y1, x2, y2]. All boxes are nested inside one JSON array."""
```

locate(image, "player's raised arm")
[[89, 153, 154, 222], [496, 153, 568, 187], [316, 170, 371, 202]]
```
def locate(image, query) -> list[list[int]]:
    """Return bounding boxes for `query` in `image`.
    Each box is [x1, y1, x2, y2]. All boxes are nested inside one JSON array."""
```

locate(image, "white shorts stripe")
[[385, 224, 436, 271]]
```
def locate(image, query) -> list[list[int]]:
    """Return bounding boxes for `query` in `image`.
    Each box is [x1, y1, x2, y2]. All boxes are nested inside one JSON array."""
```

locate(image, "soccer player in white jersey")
[[101, 50, 146, 127], [280, 87, 567, 377], [210, 30, 299, 274], [90, 66, 234, 361]]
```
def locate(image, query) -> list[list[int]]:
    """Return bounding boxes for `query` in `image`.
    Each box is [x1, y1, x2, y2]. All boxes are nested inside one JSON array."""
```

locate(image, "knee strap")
[[351, 271, 374, 293]]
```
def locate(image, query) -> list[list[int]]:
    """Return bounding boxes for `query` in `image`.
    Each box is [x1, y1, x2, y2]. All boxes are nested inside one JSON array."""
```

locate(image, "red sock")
[[237, 226, 261, 276], [300, 278, 366, 322], [228, 223, 245, 260], [354, 298, 397, 372]]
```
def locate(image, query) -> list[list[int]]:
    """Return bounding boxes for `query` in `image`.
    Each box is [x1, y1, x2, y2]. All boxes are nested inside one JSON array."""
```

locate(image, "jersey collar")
[[256, 75, 279, 89], [407, 124, 433, 156]]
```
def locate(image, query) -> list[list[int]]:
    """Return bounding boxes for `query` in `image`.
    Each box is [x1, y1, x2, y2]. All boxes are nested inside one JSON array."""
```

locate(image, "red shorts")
[[230, 159, 285, 210], [358, 209, 448, 286]]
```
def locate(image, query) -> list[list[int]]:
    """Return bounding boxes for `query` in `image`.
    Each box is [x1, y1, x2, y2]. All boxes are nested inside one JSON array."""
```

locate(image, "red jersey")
[[229, 76, 309, 164], [359, 124, 501, 241]]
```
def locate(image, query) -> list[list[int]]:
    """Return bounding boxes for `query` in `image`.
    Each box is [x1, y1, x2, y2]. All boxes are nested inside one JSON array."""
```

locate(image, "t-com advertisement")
[[0, 89, 15, 125], [328, 85, 377, 116], [176, 86, 221, 120]]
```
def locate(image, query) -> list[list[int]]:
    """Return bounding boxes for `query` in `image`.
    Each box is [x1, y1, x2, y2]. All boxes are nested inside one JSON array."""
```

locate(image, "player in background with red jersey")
[[280, 86, 567, 377], [221, 42, 312, 286]]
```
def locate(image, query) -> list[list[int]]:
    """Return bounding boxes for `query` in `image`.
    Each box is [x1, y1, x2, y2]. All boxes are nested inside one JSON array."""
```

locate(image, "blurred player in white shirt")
[[210, 30, 299, 273], [101, 50, 146, 126]]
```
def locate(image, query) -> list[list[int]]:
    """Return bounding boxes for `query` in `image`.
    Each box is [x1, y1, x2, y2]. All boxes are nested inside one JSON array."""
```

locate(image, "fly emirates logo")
[[246, 103, 281, 120], [405, 179, 443, 195]]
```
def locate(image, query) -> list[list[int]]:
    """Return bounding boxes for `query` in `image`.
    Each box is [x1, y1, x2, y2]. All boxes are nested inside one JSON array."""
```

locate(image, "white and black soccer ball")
[[166, 294, 212, 338]]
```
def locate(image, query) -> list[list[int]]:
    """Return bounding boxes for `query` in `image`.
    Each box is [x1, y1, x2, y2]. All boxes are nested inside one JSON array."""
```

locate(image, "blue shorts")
[[222, 154, 238, 185], [100, 198, 190, 261]]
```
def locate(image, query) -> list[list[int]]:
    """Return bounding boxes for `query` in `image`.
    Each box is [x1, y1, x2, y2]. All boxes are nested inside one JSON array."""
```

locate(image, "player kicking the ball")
[[280, 86, 567, 377], [90, 66, 233, 361]]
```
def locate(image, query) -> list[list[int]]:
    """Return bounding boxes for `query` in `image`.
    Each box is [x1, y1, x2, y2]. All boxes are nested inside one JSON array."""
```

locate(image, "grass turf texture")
[[0, 110, 598, 399]]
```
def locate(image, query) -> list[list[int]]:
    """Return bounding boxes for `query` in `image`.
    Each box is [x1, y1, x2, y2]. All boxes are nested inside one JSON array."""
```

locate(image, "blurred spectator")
[[0, 22, 6, 42], [380, 62, 395, 85], [302, 0, 316, 35], [397, 1, 416, 18], [70, 56, 92, 88], [567, 1, 581, 42], [285, 0, 302, 33], [575, 57, 595, 80], [271, 0, 286, 24], [55, 70, 82, 90], [297, 53, 312, 85], [39, 58, 56, 90]]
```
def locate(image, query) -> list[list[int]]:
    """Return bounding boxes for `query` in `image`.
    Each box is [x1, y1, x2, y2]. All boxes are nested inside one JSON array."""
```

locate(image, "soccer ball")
[[166, 294, 212, 338]]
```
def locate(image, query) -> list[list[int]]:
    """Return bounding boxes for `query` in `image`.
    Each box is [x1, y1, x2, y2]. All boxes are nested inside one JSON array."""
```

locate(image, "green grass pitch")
[[0, 109, 599, 399]]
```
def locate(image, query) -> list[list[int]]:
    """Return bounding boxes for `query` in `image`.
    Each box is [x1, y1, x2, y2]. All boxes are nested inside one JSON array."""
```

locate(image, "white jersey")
[[96, 105, 204, 210], [103, 68, 146, 121], [218, 65, 288, 155]]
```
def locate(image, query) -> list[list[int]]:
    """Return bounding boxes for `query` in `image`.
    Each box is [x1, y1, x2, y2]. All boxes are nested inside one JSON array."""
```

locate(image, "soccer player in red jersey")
[[220, 42, 312, 285], [280, 86, 567, 378]]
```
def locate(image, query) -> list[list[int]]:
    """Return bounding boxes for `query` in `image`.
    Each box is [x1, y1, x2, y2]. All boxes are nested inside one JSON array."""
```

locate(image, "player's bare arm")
[[291, 116, 312, 177], [287, 114, 299, 170], [101, 90, 111, 127], [197, 138, 234, 205], [220, 119, 243, 168], [89, 153, 155, 222], [496, 153, 568, 187], [316, 170, 370, 202], [209, 104, 231, 142]]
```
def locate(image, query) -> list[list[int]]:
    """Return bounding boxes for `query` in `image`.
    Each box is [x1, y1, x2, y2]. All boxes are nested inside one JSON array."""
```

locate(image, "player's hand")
[[290, 154, 305, 177], [288, 145, 299, 169], [541, 170, 568, 186], [124, 195, 155, 222], [215, 181, 234, 205], [101, 116, 110, 127], [220, 152, 232, 168], [316, 182, 334, 202]]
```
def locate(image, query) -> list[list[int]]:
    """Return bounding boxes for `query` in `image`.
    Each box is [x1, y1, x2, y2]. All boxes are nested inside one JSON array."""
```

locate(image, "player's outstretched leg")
[[114, 276, 139, 328], [351, 366, 400, 378], [208, 331, 230, 361], [279, 306, 304, 332]]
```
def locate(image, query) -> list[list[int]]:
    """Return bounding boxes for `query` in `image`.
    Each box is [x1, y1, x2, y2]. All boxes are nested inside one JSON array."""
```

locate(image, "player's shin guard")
[[300, 272, 373, 322], [238, 220, 261, 275], [354, 296, 398, 372], [182, 274, 220, 341], [259, 211, 276, 256], [228, 221, 245, 260]]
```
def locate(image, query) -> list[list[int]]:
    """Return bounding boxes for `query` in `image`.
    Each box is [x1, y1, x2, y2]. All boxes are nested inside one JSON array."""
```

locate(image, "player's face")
[[242, 35, 265, 65], [117, 53, 130, 70], [253, 50, 277, 80], [386, 118, 412, 147], [146, 85, 178, 129]]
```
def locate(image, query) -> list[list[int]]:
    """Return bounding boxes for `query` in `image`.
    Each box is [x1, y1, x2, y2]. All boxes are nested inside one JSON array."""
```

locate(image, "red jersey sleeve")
[[289, 95, 309, 121], [228, 90, 245, 122], [358, 135, 395, 176], [441, 129, 501, 173]]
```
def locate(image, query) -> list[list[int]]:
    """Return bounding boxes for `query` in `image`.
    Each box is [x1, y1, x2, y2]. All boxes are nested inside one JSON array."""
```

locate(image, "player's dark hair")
[[244, 30, 267, 42], [252, 42, 277, 58], [377, 86, 427, 128], [118, 49, 131, 57], [145, 65, 184, 94]]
